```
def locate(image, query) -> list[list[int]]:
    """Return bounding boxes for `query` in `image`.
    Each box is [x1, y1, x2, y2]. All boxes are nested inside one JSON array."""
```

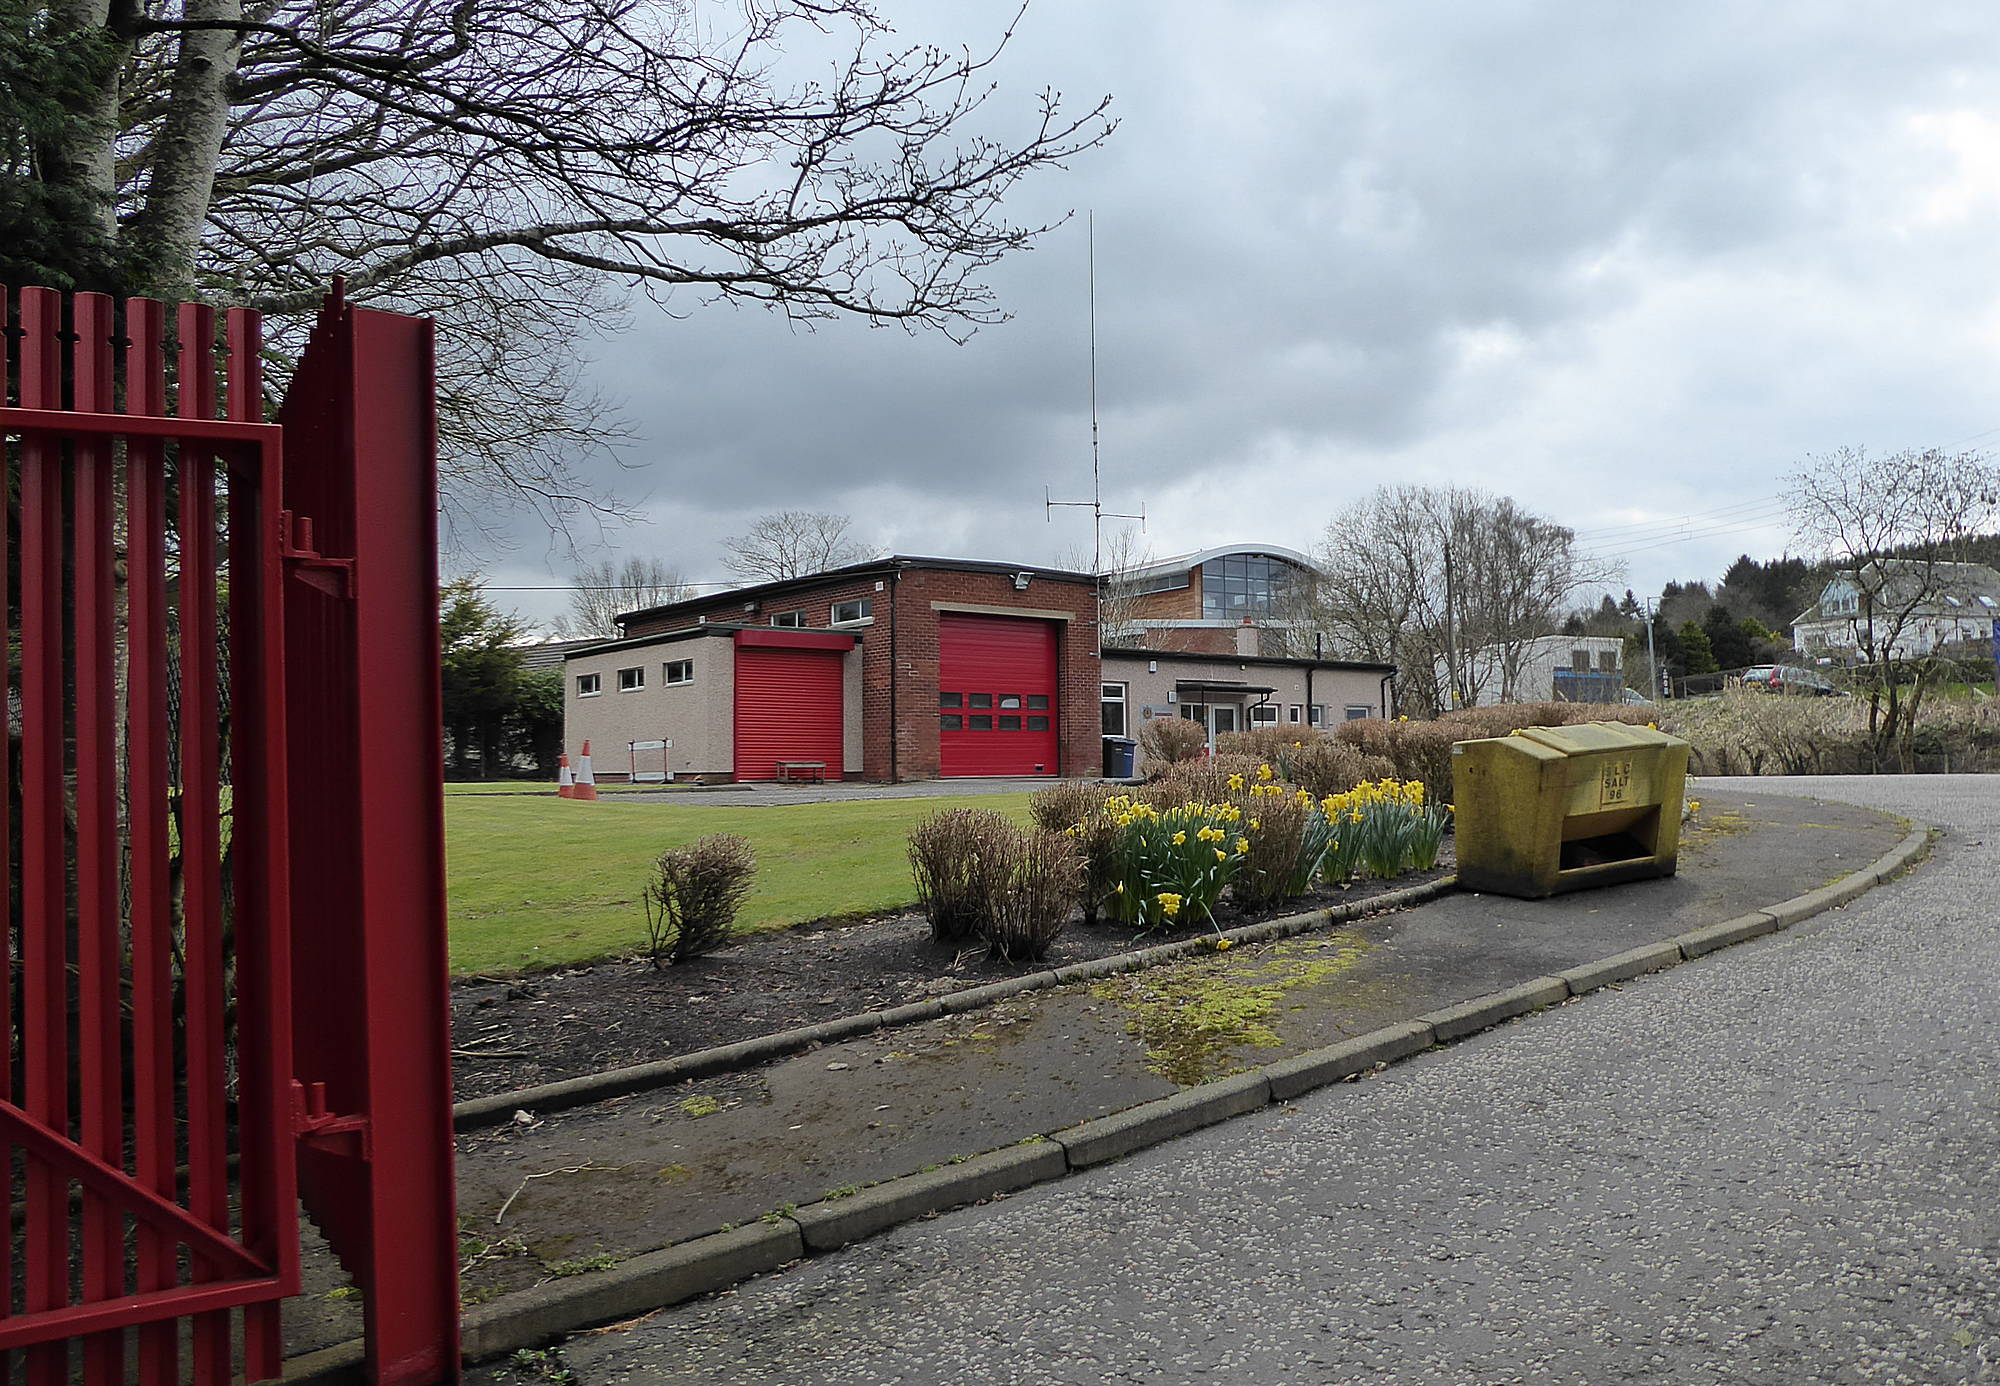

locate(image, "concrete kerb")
[[299, 822, 1937, 1379], [453, 875, 1459, 1132]]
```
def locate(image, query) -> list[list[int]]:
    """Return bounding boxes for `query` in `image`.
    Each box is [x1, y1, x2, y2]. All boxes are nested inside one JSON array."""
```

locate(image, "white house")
[[1791, 561, 2000, 660], [1451, 635, 1625, 706]]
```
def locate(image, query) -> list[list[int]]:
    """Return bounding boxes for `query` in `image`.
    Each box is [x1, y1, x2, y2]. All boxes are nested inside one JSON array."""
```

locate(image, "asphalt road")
[[501, 775, 1999, 1386]]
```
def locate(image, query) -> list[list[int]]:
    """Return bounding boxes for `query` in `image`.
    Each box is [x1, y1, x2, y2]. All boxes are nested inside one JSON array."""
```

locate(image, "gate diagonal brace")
[[0, 1100, 265, 1278], [292, 1080, 372, 1161], [279, 509, 356, 599]]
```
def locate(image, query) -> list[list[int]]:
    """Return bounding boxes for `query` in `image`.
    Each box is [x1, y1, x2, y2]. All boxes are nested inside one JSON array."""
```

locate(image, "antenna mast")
[[1048, 212, 1145, 650]]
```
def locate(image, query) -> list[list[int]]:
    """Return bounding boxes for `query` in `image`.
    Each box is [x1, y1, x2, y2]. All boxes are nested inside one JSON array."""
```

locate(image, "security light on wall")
[[742, 601, 758, 613], [1012, 572, 1033, 591]]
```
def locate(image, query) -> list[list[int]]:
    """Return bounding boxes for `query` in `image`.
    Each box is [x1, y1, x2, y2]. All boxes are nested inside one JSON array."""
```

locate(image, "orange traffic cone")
[[556, 753, 574, 798], [572, 740, 599, 801]]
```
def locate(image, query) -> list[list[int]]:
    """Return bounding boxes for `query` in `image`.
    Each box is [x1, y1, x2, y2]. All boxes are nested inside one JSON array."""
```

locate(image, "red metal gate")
[[3, 283, 459, 1383], [2, 289, 299, 1381]]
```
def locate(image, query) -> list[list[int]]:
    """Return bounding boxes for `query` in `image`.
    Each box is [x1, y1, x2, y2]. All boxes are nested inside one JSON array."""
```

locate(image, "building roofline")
[[614, 554, 1096, 628], [1112, 543, 1316, 582], [1107, 646, 1396, 674], [564, 622, 760, 658]]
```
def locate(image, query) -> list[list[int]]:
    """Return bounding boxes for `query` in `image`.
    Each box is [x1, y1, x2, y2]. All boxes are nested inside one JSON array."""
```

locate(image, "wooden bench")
[[774, 761, 827, 784]]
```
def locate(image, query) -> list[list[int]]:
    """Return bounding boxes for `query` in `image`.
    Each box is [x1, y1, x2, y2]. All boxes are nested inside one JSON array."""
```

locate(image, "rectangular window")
[[1180, 703, 1207, 724], [968, 715, 993, 731], [1596, 650, 1618, 672], [1287, 704, 1303, 723], [617, 666, 645, 692], [1026, 716, 1050, 731], [1101, 682, 1127, 736], [664, 659, 694, 685], [1345, 704, 1371, 721], [998, 715, 1022, 731], [1571, 649, 1591, 672], [968, 692, 993, 708], [998, 694, 1022, 709], [1026, 694, 1050, 710], [940, 691, 963, 708], [831, 597, 872, 625], [940, 714, 963, 731], [1250, 703, 1279, 725], [1307, 704, 1326, 726], [576, 672, 602, 697], [771, 611, 806, 628]]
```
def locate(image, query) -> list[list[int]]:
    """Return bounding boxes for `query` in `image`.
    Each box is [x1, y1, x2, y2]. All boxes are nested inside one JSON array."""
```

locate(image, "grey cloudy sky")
[[472, 0, 2000, 630]]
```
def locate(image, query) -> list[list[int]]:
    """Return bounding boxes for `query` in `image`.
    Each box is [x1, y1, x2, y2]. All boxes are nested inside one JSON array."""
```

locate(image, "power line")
[[1571, 494, 1784, 539]]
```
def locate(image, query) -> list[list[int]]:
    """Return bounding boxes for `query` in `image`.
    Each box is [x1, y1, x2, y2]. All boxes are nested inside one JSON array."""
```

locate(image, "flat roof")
[[1106, 646, 1396, 674], [616, 553, 1097, 627]]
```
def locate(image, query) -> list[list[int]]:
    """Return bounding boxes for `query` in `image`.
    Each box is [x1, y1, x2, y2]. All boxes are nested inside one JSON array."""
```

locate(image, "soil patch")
[[450, 845, 1454, 1101]]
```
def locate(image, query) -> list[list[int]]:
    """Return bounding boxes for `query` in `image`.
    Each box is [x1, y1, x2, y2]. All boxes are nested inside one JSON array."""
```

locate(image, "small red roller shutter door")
[[938, 612, 1059, 777], [733, 641, 845, 782]]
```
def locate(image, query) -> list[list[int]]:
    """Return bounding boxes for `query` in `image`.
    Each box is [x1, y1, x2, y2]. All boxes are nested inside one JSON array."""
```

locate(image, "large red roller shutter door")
[[938, 613, 1059, 777], [734, 643, 844, 781]]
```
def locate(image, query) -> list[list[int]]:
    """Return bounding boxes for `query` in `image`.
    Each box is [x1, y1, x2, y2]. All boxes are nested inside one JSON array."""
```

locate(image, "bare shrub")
[[908, 808, 1016, 943], [1143, 754, 1264, 809], [1233, 790, 1313, 909], [1138, 716, 1208, 766], [1335, 719, 1458, 800], [642, 835, 757, 967], [1029, 781, 1113, 834], [984, 833, 1084, 962], [1217, 724, 1321, 759], [1279, 737, 1394, 798]]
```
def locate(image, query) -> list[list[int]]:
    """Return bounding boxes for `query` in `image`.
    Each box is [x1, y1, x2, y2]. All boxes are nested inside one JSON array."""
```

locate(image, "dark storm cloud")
[[476, 0, 2000, 628]]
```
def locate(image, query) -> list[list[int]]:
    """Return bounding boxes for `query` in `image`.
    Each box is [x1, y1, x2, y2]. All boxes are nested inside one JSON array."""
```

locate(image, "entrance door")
[[735, 645, 845, 781], [938, 613, 1059, 776]]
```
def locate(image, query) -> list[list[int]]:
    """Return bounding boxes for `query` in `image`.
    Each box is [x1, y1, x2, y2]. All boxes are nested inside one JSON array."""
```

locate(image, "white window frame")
[[1101, 682, 1127, 737], [617, 665, 645, 693], [1307, 704, 1326, 726], [576, 672, 602, 698], [771, 611, 807, 628], [1345, 704, 1371, 721], [1249, 702, 1279, 725], [1288, 704, 1303, 723], [663, 659, 694, 685], [830, 596, 873, 626]]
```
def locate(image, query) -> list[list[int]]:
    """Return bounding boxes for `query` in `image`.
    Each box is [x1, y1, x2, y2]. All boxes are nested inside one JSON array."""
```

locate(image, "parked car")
[[1738, 665, 1846, 696], [1620, 688, 1657, 706]]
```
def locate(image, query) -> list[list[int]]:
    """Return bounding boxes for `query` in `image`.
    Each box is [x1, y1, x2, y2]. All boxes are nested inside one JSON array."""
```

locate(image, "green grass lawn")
[[446, 793, 1035, 975], [444, 780, 652, 796]]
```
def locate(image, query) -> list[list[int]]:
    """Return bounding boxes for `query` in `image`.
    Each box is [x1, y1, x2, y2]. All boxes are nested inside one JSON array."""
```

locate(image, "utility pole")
[[1047, 211, 1143, 655], [1644, 598, 1659, 701], [1442, 539, 1458, 709]]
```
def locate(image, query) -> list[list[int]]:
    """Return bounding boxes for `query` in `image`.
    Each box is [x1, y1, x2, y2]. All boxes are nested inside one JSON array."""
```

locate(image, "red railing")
[[3, 282, 458, 1384], [2, 289, 299, 1381]]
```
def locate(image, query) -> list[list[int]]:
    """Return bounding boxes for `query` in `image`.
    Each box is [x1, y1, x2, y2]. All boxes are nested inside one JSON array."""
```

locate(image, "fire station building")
[[562, 556, 1103, 782], [561, 550, 1398, 783]]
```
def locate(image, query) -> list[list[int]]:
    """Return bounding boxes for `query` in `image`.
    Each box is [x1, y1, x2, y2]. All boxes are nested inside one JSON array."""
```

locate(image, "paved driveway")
[[497, 776, 2000, 1386]]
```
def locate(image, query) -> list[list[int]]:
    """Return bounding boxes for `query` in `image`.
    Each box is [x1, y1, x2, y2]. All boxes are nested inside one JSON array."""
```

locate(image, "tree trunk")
[[127, 0, 243, 295]]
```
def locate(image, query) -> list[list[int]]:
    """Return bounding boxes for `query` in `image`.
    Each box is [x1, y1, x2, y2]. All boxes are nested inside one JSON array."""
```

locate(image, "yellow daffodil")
[[1156, 892, 1183, 918], [1171, 831, 1187, 846], [1213, 937, 1233, 951], [1234, 837, 1250, 853], [1213, 848, 1227, 862], [1257, 764, 1275, 782], [1226, 773, 1245, 792]]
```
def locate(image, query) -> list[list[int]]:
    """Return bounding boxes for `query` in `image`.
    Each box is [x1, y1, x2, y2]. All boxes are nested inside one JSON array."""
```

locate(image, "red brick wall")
[[620, 565, 1099, 781], [884, 568, 1099, 780]]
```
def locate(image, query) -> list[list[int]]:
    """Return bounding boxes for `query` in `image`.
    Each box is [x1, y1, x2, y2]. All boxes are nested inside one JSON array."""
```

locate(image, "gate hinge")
[[280, 510, 356, 599], [292, 1079, 371, 1161]]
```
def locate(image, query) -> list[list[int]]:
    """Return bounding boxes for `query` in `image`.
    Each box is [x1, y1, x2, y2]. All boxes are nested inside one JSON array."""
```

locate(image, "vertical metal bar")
[[17, 284, 72, 1384], [176, 301, 231, 1383], [123, 297, 181, 1386], [17, 285, 71, 1386], [225, 309, 298, 1382], [0, 284, 12, 1325], [69, 292, 126, 1386]]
